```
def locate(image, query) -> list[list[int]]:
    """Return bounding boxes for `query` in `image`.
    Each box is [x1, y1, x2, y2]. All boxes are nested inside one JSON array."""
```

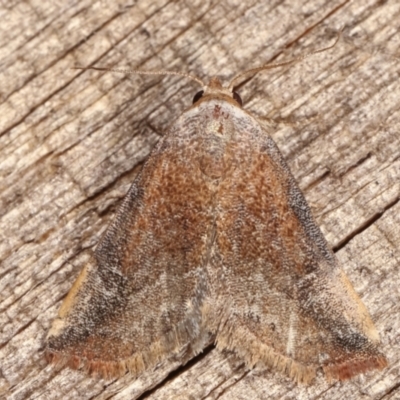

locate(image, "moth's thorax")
[[189, 98, 248, 180]]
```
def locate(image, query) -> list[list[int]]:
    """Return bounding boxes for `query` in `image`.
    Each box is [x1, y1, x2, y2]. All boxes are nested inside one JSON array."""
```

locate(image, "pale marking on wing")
[[286, 310, 297, 357]]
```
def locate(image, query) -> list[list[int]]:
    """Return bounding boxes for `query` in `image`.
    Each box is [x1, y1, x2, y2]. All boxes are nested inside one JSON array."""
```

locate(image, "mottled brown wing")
[[206, 105, 387, 383], [47, 94, 386, 383], [46, 114, 216, 378]]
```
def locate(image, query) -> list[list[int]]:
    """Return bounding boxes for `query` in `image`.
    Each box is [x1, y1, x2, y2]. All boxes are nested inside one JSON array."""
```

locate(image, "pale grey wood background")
[[1, 0, 399, 399]]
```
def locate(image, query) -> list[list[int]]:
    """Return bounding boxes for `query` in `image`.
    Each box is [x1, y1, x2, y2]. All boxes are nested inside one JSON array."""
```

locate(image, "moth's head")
[[190, 30, 342, 109], [192, 77, 243, 107]]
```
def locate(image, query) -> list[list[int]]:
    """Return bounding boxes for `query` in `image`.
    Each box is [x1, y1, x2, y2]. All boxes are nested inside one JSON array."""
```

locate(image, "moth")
[[46, 36, 387, 384]]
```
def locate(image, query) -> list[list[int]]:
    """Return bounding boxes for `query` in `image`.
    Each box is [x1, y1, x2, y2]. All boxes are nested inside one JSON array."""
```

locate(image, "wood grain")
[[1, 0, 399, 399]]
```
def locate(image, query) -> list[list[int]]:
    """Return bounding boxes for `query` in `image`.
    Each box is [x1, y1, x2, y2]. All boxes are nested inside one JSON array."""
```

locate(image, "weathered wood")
[[1, 0, 399, 399]]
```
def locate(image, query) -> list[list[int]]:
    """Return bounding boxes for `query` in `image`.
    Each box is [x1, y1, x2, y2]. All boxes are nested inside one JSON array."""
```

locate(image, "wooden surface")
[[1, 0, 400, 399]]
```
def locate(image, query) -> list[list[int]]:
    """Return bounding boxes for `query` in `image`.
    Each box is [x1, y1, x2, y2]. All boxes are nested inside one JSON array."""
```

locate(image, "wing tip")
[[324, 354, 388, 381], [45, 350, 130, 379]]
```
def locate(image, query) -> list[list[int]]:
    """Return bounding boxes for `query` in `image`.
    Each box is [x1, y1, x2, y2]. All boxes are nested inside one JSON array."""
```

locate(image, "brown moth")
[[46, 39, 387, 384]]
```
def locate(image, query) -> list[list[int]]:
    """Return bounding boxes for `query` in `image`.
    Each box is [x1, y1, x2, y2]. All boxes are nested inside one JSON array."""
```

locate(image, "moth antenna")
[[228, 27, 343, 91], [72, 66, 205, 87]]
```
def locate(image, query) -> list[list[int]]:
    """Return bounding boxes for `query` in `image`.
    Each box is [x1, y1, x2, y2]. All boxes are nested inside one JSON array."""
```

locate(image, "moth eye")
[[192, 90, 204, 104], [233, 91, 243, 107]]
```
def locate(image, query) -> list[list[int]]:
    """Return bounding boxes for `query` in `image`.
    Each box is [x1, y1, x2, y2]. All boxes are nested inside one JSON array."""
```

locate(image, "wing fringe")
[[46, 321, 206, 379], [215, 324, 387, 384]]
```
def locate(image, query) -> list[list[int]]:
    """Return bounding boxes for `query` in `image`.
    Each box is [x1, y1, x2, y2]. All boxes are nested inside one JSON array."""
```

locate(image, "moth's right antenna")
[[228, 28, 343, 91]]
